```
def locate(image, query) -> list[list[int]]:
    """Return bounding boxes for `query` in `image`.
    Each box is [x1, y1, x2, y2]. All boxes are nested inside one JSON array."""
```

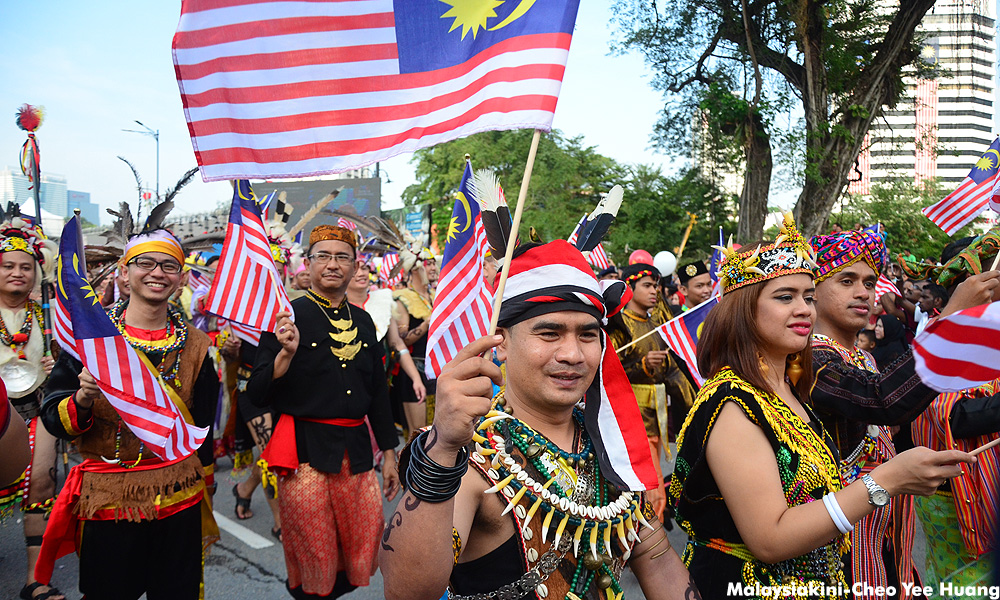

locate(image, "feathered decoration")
[[528, 226, 543, 244], [287, 188, 341, 239], [469, 169, 514, 259], [163, 167, 199, 204], [574, 185, 623, 253], [105, 202, 135, 249], [141, 199, 175, 234], [321, 208, 406, 251], [15, 104, 43, 133], [117, 156, 144, 206]]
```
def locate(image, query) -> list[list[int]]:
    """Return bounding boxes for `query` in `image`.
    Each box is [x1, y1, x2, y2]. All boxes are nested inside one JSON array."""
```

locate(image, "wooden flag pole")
[[615, 326, 663, 353], [971, 436, 1000, 457], [487, 129, 542, 336]]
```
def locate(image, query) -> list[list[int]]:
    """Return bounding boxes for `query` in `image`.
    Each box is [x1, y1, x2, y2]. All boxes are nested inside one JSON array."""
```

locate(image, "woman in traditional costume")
[[392, 248, 436, 432], [669, 215, 974, 599]]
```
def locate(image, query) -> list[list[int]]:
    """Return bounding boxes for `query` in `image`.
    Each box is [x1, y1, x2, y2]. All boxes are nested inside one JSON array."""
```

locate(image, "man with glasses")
[[246, 224, 399, 599], [38, 228, 220, 600]]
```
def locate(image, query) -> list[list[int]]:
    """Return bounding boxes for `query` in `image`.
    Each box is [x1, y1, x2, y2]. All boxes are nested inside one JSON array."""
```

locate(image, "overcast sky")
[[0, 1, 682, 225]]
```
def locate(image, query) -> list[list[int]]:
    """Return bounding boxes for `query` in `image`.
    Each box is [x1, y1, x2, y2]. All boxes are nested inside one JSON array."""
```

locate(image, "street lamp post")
[[122, 120, 160, 202]]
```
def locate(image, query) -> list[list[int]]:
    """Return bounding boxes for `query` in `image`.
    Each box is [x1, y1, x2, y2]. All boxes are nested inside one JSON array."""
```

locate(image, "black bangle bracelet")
[[403, 429, 468, 503]]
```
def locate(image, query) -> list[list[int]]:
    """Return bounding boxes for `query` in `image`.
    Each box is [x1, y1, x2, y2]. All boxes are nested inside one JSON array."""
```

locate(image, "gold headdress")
[[713, 212, 816, 294]]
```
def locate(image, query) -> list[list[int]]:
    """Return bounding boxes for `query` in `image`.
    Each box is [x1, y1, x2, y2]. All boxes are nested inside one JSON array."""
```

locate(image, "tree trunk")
[[737, 112, 772, 243], [792, 0, 936, 238]]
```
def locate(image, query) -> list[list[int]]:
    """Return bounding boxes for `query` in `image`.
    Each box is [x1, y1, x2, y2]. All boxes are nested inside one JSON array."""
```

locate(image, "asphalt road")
[[0, 448, 925, 599]]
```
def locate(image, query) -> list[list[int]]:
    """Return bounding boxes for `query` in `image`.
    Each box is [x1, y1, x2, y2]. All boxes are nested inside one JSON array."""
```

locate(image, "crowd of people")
[[0, 194, 999, 600]]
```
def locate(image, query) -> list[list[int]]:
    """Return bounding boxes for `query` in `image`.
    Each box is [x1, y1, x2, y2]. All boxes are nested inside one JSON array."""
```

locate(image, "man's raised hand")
[[430, 335, 505, 459]]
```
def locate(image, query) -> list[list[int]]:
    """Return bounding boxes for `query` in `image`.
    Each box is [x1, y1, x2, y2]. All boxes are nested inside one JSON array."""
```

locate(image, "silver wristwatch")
[[862, 474, 890, 507]]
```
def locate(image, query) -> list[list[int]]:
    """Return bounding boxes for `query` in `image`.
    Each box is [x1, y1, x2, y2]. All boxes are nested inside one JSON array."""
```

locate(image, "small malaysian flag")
[[206, 181, 292, 334], [173, 0, 582, 181], [657, 297, 719, 386], [52, 216, 207, 461], [380, 252, 402, 287], [337, 217, 358, 231], [709, 226, 724, 297], [217, 317, 262, 345], [425, 161, 493, 379], [913, 301, 1000, 392], [874, 274, 900, 301], [567, 215, 611, 270], [923, 138, 1000, 235]]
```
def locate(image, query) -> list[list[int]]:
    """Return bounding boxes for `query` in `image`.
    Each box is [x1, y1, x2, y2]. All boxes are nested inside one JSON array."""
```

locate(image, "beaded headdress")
[[620, 263, 659, 287], [897, 253, 937, 280], [810, 229, 889, 283], [935, 227, 1000, 288], [713, 213, 816, 294], [0, 206, 58, 282]]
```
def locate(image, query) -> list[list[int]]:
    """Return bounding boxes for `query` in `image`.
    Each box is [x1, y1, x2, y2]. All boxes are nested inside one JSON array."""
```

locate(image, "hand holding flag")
[[52, 217, 207, 461]]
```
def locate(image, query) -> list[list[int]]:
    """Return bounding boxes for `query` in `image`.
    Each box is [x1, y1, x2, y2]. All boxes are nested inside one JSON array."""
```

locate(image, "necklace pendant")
[[331, 341, 361, 361], [329, 328, 358, 344]]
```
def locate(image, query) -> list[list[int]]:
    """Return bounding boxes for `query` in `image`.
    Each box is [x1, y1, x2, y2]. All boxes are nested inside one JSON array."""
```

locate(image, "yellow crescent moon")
[[489, 0, 537, 31], [457, 192, 472, 234], [987, 149, 1000, 167]]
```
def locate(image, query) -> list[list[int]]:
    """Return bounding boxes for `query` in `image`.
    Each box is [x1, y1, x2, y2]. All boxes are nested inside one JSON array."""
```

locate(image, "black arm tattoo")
[[685, 575, 702, 600], [381, 509, 403, 552]]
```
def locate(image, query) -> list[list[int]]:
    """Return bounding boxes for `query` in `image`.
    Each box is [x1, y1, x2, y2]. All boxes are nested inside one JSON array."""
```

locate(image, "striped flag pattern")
[[914, 79, 939, 185], [337, 217, 358, 231], [205, 180, 292, 334], [379, 252, 402, 287], [709, 226, 724, 297], [923, 138, 1000, 235], [657, 297, 719, 386], [172, 0, 582, 182], [568, 215, 612, 270], [52, 216, 207, 461], [425, 162, 493, 379], [874, 274, 900, 301], [913, 301, 1000, 392]]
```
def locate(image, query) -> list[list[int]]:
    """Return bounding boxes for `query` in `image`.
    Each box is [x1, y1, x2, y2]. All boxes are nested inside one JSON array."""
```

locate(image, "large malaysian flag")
[[173, 0, 581, 181], [425, 161, 492, 379], [922, 138, 1000, 235]]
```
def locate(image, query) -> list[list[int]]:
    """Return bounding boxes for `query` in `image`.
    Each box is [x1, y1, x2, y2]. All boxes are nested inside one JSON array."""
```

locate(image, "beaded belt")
[[448, 538, 569, 600]]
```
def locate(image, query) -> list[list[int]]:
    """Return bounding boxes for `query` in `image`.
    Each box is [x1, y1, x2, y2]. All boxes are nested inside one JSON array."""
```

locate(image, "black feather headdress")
[[470, 168, 515, 261], [574, 185, 623, 253]]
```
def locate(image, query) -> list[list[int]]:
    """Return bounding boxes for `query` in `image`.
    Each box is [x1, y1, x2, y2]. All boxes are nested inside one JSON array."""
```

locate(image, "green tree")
[[403, 130, 619, 247], [606, 165, 737, 264], [612, 0, 941, 240], [829, 178, 979, 262]]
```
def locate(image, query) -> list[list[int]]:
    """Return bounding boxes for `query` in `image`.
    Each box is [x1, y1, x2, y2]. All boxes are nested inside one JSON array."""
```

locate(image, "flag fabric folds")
[[173, 0, 582, 182], [379, 252, 402, 287], [874, 274, 900, 301], [52, 216, 208, 461], [205, 180, 292, 334], [709, 226, 724, 297], [425, 162, 493, 379], [568, 215, 612, 270], [657, 297, 719, 386], [923, 138, 1000, 235], [337, 217, 358, 231], [913, 301, 1000, 392]]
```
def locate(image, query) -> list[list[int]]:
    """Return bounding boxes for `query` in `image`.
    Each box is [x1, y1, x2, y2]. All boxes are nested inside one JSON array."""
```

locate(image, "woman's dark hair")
[[696, 268, 814, 400]]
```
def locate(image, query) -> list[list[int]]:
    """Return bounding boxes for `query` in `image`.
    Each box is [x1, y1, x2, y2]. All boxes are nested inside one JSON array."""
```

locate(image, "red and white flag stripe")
[[924, 178, 991, 235], [659, 319, 704, 385], [914, 302, 1000, 392], [173, 1, 574, 181], [874, 274, 901, 301]]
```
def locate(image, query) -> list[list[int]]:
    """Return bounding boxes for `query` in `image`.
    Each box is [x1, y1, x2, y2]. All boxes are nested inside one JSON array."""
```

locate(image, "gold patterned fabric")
[[670, 368, 848, 599]]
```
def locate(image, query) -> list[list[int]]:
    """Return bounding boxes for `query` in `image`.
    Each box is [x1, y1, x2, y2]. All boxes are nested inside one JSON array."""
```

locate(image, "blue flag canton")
[[393, 0, 580, 73], [56, 217, 119, 340], [230, 180, 257, 225], [968, 138, 1000, 185], [683, 298, 718, 341], [442, 163, 480, 264]]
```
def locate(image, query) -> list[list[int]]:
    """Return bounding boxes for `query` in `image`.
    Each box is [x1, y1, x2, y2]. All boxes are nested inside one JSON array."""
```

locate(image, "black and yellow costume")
[[669, 368, 848, 600]]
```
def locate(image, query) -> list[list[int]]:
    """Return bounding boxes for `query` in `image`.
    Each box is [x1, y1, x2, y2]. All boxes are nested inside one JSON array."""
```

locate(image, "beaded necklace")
[[470, 391, 653, 600], [0, 299, 43, 359], [811, 333, 878, 373]]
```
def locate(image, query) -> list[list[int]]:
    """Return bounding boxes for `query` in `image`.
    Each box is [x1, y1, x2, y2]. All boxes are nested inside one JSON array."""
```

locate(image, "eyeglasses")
[[309, 252, 354, 266], [128, 257, 183, 274]]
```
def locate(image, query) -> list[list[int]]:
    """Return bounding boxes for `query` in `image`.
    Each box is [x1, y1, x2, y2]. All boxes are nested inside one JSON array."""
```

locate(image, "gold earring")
[[786, 353, 803, 386], [758, 353, 769, 376]]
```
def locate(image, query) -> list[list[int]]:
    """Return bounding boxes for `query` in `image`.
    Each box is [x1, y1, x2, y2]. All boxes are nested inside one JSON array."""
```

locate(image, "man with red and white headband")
[[381, 240, 697, 600], [37, 227, 219, 600]]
